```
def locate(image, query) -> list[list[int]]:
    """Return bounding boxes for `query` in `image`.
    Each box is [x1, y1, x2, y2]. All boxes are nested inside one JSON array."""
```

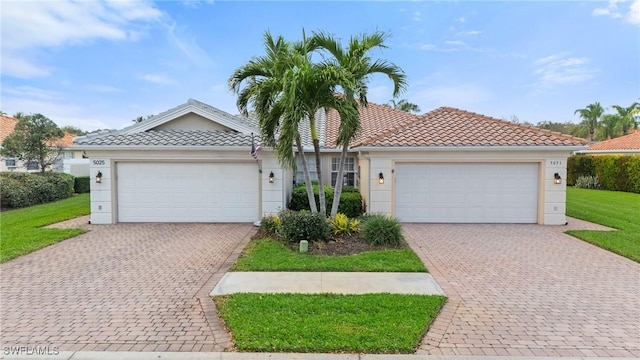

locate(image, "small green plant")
[[279, 210, 330, 243], [260, 214, 281, 236], [74, 176, 90, 193], [329, 213, 360, 236], [575, 175, 602, 189], [360, 214, 404, 246]]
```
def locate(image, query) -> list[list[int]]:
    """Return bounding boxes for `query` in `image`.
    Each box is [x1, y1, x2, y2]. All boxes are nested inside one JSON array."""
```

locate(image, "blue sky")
[[1, 0, 639, 131]]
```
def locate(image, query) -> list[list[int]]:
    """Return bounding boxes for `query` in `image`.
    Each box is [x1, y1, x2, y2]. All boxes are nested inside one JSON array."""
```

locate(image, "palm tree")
[[574, 102, 604, 141], [229, 32, 319, 213], [312, 31, 407, 216], [598, 114, 622, 140], [611, 102, 640, 135], [384, 99, 421, 113]]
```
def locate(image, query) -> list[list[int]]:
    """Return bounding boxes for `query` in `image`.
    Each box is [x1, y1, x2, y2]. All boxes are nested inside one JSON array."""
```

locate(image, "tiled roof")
[[74, 130, 258, 147], [0, 114, 18, 143], [325, 102, 417, 148], [587, 130, 640, 151], [247, 109, 326, 148], [50, 132, 76, 147], [326, 105, 586, 148]]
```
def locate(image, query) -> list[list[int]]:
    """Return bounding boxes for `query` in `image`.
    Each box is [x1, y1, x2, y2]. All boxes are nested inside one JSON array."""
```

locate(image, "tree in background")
[[598, 113, 622, 140], [60, 125, 87, 136], [1, 113, 64, 172], [384, 99, 420, 113], [574, 102, 604, 141], [611, 102, 640, 135]]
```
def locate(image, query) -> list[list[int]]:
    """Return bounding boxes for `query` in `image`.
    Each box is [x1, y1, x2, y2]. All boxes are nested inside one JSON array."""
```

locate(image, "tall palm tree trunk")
[[313, 139, 326, 214], [330, 143, 349, 216], [296, 136, 317, 213]]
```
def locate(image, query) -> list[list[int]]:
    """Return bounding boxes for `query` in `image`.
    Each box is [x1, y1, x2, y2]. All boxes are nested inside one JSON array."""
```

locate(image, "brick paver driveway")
[[1, 221, 254, 352], [405, 220, 640, 357]]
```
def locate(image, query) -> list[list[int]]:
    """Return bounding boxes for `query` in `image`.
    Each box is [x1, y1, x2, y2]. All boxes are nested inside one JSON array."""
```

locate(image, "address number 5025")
[[92, 160, 106, 166]]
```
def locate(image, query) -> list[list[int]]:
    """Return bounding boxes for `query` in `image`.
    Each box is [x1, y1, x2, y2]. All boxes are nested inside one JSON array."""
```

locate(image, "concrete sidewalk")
[[3, 351, 634, 360], [210, 272, 445, 296]]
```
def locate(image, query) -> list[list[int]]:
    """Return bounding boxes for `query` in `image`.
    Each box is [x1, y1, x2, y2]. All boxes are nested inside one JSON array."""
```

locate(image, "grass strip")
[[566, 187, 640, 262], [231, 238, 427, 272], [215, 293, 445, 353], [1, 194, 90, 262]]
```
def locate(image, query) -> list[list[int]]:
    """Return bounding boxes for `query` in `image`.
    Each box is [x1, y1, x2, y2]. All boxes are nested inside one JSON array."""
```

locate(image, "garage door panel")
[[395, 163, 538, 223], [117, 162, 258, 223]]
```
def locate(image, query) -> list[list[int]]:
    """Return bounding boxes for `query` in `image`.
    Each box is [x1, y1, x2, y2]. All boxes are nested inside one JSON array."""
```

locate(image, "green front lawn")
[[566, 187, 640, 262], [231, 238, 427, 272], [215, 293, 445, 353], [1, 194, 90, 263]]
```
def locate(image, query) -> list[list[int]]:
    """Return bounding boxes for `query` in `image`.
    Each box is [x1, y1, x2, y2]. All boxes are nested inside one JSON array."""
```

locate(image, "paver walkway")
[[404, 219, 640, 357], [1, 222, 254, 352]]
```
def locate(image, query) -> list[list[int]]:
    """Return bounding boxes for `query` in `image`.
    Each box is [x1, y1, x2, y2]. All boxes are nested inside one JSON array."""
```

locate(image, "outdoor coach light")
[[378, 172, 384, 184], [96, 171, 103, 183], [268, 171, 274, 184], [554, 172, 562, 184]]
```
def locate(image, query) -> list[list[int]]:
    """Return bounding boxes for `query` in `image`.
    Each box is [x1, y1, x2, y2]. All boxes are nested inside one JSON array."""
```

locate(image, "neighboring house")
[[574, 130, 640, 155], [74, 99, 587, 225], [0, 114, 85, 173]]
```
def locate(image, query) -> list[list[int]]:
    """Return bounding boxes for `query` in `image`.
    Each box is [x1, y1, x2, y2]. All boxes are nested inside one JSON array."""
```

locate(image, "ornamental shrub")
[[260, 214, 281, 236], [567, 155, 640, 193], [74, 176, 90, 194], [360, 214, 404, 246], [329, 213, 360, 236], [279, 210, 330, 243], [574, 175, 602, 190], [289, 183, 363, 217], [0, 172, 74, 208]]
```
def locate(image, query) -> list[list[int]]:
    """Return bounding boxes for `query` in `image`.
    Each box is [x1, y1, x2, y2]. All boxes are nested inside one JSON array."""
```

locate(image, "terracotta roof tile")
[[587, 130, 640, 151], [49, 132, 76, 147], [0, 114, 18, 143], [326, 105, 586, 148]]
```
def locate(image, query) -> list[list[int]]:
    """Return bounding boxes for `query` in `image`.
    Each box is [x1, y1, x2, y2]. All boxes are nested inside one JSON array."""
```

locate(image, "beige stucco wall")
[[357, 148, 576, 225], [154, 113, 234, 131], [85, 148, 285, 224]]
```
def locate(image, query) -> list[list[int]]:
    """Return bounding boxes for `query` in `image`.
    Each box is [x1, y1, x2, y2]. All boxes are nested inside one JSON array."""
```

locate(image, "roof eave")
[[575, 149, 640, 154], [354, 145, 588, 152], [74, 145, 267, 152]]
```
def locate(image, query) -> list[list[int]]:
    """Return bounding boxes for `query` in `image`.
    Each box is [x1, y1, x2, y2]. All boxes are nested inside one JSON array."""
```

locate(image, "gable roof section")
[[0, 114, 18, 143], [338, 106, 586, 148], [119, 98, 258, 135], [587, 130, 640, 151]]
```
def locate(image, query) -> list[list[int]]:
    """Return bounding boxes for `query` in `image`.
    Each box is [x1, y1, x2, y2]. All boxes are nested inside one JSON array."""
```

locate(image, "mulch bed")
[[252, 229, 405, 256]]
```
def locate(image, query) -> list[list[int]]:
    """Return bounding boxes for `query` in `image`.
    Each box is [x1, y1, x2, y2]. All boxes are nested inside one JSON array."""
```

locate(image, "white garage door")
[[395, 163, 539, 223], [117, 162, 259, 222]]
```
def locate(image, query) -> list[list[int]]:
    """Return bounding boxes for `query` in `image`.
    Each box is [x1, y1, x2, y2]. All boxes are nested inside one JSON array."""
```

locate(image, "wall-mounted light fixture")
[[268, 171, 274, 183], [96, 171, 103, 184], [553, 172, 562, 184], [378, 172, 384, 184]]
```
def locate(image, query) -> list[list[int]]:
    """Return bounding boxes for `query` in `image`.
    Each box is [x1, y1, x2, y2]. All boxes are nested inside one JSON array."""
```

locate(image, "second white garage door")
[[117, 162, 259, 222], [395, 163, 539, 223]]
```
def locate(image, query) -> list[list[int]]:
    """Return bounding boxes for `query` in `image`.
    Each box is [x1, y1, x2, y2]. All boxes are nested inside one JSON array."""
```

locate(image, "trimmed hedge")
[[567, 155, 640, 194], [289, 183, 363, 218], [0, 172, 74, 208], [74, 176, 90, 194], [279, 210, 330, 243]]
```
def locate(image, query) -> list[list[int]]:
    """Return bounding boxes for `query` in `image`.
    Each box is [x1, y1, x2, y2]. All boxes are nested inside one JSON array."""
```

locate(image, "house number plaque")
[[92, 160, 106, 166], [549, 160, 562, 166]]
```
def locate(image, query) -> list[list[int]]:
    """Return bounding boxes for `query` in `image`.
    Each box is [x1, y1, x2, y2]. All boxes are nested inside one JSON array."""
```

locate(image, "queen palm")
[[574, 102, 604, 142], [384, 99, 421, 113], [312, 31, 407, 216]]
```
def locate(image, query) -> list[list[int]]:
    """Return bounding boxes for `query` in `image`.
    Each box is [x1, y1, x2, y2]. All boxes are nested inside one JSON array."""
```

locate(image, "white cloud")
[[412, 11, 422, 22], [166, 22, 213, 67], [533, 53, 597, 87], [628, 0, 640, 23], [445, 40, 466, 46], [456, 17, 466, 23], [458, 30, 482, 36], [0, 0, 163, 78], [593, 0, 640, 25], [138, 74, 175, 85]]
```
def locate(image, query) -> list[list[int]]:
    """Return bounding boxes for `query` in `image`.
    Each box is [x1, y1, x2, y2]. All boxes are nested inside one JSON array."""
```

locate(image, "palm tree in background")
[[611, 102, 640, 135], [384, 99, 421, 113], [312, 31, 407, 216], [574, 102, 604, 142]]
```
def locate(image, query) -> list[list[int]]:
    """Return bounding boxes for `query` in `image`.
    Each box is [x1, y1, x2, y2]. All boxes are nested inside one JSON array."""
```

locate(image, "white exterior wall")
[[86, 148, 285, 224], [359, 148, 575, 225]]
